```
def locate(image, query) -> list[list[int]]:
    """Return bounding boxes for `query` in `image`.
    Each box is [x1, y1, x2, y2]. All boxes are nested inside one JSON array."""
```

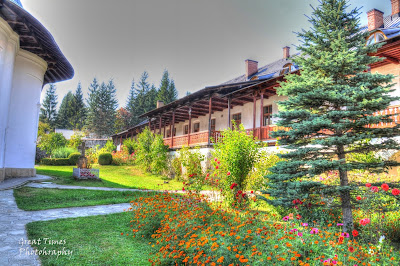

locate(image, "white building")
[[0, 0, 73, 182]]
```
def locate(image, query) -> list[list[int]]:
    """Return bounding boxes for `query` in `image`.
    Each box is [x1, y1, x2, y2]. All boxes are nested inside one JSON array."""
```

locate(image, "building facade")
[[113, 0, 400, 152], [0, 0, 73, 181]]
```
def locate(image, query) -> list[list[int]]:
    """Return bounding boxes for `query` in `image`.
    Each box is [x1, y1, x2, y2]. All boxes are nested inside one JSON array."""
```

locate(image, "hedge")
[[41, 158, 71, 166], [98, 152, 112, 165], [68, 152, 81, 165]]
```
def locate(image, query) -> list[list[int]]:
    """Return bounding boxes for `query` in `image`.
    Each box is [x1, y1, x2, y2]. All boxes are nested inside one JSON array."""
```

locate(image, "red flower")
[[356, 196, 361, 201], [227, 171, 231, 176], [214, 158, 218, 161], [296, 214, 301, 220], [366, 183, 372, 188], [352, 230, 359, 237], [371, 186, 379, 193], [230, 183, 237, 189], [237, 190, 242, 194], [206, 173, 210, 177], [182, 187, 185, 191], [392, 188, 400, 196], [251, 191, 254, 194], [217, 161, 220, 164], [359, 218, 370, 226], [381, 183, 389, 191], [215, 165, 219, 169], [348, 246, 355, 252]]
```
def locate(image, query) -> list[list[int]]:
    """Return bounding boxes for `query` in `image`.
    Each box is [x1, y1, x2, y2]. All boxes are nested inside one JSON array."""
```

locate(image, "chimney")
[[367, 9, 384, 31], [392, 0, 400, 15], [245, 59, 258, 78], [156, 101, 164, 108], [283, 46, 290, 59]]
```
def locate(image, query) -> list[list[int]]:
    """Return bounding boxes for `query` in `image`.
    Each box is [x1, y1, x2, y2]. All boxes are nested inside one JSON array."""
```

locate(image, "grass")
[[26, 212, 153, 265], [13, 187, 139, 211], [35, 164, 184, 190]]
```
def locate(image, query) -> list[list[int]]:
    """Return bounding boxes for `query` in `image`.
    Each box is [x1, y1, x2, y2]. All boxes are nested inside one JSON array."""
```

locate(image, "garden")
[[25, 0, 400, 265]]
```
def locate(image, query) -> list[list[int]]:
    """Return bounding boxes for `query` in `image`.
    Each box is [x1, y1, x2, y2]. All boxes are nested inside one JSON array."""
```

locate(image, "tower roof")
[[0, 0, 74, 84]]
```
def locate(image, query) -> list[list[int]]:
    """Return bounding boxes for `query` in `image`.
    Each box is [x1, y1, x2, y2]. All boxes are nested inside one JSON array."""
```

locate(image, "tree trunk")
[[337, 144, 354, 232]]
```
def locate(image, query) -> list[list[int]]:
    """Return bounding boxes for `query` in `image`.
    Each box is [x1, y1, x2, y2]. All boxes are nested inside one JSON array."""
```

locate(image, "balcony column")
[[253, 91, 257, 138], [227, 96, 232, 129], [159, 115, 162, 135], [171, 110, 175, 148], [260, 92, 264, 139], [163, 120, 166, 138], [188, 106, 192, 146], [208, 95, 212, 146]]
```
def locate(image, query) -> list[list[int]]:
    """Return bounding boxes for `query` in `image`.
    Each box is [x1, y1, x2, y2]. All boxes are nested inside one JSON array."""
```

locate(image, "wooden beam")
[[171, 110, 175, 148], [159, 116, 162, 135], [208, 96, 212, 146], [188, 106, 192, 146], [381, 54, 400, 64], [253, 92, 257, 137]]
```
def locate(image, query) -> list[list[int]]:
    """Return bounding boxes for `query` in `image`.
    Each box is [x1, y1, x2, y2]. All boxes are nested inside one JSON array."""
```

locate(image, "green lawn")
[[13, 187, 142, 211], [26, 212, 153, 265], [35, 164, 184, 190]]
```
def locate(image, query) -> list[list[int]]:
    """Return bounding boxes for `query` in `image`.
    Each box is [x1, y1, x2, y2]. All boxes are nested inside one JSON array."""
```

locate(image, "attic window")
[[366, 31, 386, 45], [280, 63, 294, 75]]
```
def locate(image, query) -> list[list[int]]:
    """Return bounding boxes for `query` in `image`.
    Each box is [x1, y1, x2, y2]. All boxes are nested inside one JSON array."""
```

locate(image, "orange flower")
[[217, 256, 224, 263]]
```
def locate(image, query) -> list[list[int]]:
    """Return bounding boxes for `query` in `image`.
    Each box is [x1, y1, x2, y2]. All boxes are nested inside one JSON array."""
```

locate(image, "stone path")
[[0, 175, 52, 191], [0, 180, 132, 266]]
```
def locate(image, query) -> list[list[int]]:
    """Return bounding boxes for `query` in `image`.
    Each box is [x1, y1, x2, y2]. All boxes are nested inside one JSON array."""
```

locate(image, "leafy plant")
[[103, 140, 117, 153], [51, 147, 77, 159], [68, 132, 85, 149], [123, 137, 137, 155], [37, 133, 67, 154], [150, 134, 168, 175], [179, 146, 205, 192], [136, 127, 154, 171], [68, 152, 81, 165], [98, 152, 113, 165]]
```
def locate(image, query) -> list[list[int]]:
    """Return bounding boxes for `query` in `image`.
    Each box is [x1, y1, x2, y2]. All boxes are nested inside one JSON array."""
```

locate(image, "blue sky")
[[19, 0, 391, 108]]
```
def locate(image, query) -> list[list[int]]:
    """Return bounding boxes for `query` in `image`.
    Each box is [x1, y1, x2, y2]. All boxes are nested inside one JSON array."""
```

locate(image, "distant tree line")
[[39, 70, 178, 138]]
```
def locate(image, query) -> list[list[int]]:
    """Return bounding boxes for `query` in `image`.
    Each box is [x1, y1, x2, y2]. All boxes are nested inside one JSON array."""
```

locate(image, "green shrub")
[[98, 152, 113, 165], [211, 122, 259, 208], [123, 138, 137, 155], [179, 146, 205, 192], [103, 140, 117, 153], [136, 127, 154, 171], [51, 147, 77, 158], [171, 156, 182, 180], [67, 132, 85, 149], [40, 158, 71, 166], [37, 133, 67, 154], [86, 145, 100, 164], [68, 152, 81, 165], [150, 135, 168, 175]]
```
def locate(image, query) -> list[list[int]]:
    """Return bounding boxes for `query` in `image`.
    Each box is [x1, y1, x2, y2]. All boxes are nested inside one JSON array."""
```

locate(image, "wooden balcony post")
[[253, 91, 257, 138], [260, 92, 264, 139], [208, 95, 212, 146], [163, 120, 166, 138], [188, 106, 192, 146], [228, 96, 232, 129], [159, 115, 162, 135], [171, 110, 175, 148], [148, 118, 151, 129]]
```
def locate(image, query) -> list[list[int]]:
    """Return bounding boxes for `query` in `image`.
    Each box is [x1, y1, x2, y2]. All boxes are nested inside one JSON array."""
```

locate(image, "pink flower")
[[359, 218, 370, 226], [301, 223, 308, 227], [337, 223, 343, 226], [310, 228, 319, 234], [297, 232, 303, 237], [283, 216, 289, 221], [341, 232, 350, 238], [371, 186, 379, 193]]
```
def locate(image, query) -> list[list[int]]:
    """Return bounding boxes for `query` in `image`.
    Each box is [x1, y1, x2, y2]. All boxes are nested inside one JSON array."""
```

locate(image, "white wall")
[[4, 49, 47, 169], [0, 18, 19, 169]]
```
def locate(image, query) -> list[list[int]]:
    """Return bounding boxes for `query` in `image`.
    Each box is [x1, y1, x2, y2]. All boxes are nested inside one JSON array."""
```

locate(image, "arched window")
[[280, 63, 294, 75], [366, 31, 386, 45]]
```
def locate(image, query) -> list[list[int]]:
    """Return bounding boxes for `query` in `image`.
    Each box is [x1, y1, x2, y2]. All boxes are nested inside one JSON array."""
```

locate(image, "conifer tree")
[[86, 78, 101, 135], [40, 84, 58, 129], [56, 91, 74, 129], [93, 79, 118, 137], [168, 79, 178, 102], [71, 82, 86, 130], [126, 79, 138, 127], [265, 0, 400, 232], [157, 70, 170, 104]]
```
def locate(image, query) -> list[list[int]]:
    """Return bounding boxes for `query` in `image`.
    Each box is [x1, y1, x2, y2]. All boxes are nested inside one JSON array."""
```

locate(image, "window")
[[184, 125, 189, 135], [280, 63, 295, 75], [232, 113, 241, 129], [263, 105, 273, 126], [210, 119, 216, 131], [366, 32, 386, 45], [193, 122, 200, 133]]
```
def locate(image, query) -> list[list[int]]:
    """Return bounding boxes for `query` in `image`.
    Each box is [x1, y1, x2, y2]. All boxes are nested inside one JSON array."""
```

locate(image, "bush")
[[68, 152, 81, 165], [123, 138, 137, 155], [171, 156, 182, 180], [211, 122, 259, 208], [37, 132, 67, 154], [179, 146, 205, 192], [98, 152, 113, 165], [86, 145, 100, 164], [150, 135, 168, 175], [51, 147, 77, 158], [111, 150, 135, 166], [67, 132, 85, 149], [103, 140, 117, 153], [40, 158, 71, 166], [136, 127, 154, 171]]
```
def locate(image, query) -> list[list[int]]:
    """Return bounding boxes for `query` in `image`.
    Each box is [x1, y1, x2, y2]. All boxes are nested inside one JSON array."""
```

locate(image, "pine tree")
[[146, 84, 158, 111], [86, 78, 101, 135], [126, 79, 139, 127], [71, 82, 86, 130], [56, 91, 75, 129], [264, 0, 400, 232], [158, 70, 170, 104], [168, 79, 178, 102], [40, 84, 58, 129], [114, 107, 132, 133]]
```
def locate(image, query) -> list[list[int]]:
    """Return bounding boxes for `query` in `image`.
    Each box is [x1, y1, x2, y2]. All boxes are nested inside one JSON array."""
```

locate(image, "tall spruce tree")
[[126, 79, 139, 127], [168, 79, 178, 102], [40, 84, 58, 129], [86, 78, 101, 135], [71, 82, 86, 130], [56, 91, 75, 129], [265, 0, 400, 232], [157, 70, 170, 104]]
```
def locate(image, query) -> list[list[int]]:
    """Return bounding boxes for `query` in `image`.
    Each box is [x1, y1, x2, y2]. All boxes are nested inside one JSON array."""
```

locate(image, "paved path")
[[0, 186, 131, 266], [0, 175, 52, 191]]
